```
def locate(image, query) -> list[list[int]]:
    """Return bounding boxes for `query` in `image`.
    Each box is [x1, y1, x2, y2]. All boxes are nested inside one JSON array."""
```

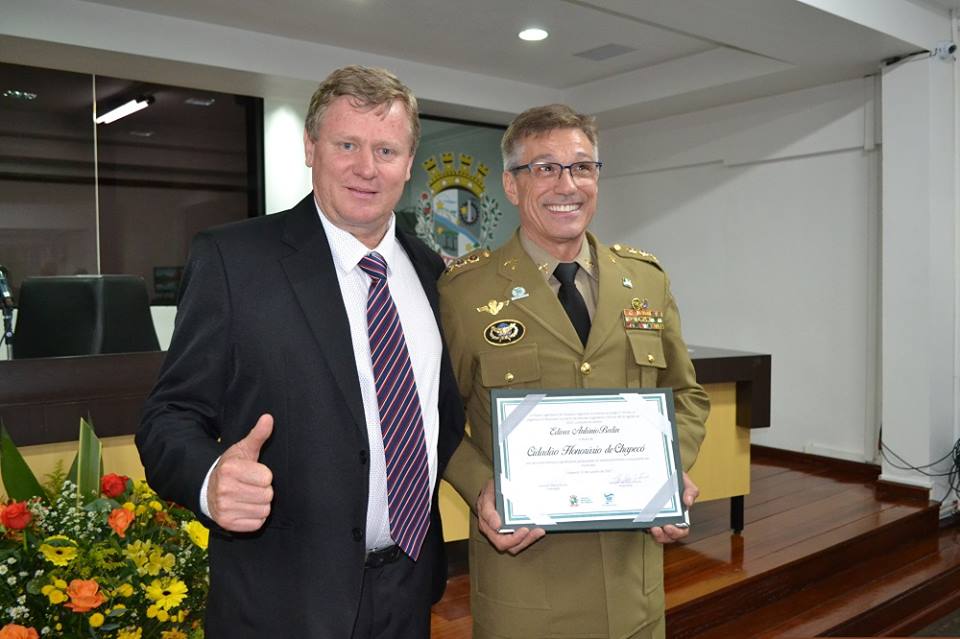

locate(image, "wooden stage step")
[[431, 448, 959, 638]]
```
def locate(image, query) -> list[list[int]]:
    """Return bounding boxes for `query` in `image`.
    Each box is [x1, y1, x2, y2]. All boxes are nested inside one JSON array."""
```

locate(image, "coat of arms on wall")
[[409, 152, 503, 261]]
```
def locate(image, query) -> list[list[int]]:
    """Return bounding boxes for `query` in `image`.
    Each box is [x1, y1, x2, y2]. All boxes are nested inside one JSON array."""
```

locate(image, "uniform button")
[[352, 527, 363, 542], [647, 354, 656, 364], [504, 372, 515, 383], [580, 362, 592, 375], [359, 450, 368, 465]]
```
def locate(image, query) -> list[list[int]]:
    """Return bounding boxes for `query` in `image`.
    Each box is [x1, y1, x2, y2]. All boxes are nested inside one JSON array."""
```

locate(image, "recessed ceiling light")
[[3, 89, 38, 101], [518, 28, 548, 42]]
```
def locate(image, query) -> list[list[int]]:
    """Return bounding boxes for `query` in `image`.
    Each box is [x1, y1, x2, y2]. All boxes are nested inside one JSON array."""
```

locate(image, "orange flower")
[[108, 508, 136, 538], [0, 624, 40, 639], [0, 501, 32, 531], [64, 579, 106, 613], [153, 510, 176, 528]]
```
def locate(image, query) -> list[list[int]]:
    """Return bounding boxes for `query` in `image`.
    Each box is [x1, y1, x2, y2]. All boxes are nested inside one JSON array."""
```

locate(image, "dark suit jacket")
[[137, 194, 465, 637]]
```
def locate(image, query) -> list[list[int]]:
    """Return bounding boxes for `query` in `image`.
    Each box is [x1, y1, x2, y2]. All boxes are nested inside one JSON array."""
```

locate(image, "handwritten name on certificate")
[[491, 388, 686, 532]]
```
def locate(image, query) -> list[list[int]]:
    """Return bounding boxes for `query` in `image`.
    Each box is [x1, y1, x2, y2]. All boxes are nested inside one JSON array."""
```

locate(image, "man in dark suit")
[[137, 65, 465, 638]]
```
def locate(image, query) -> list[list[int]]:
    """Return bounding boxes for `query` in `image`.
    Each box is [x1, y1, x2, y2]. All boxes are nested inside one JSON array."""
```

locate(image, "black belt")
[[364, 545, 402, 569]]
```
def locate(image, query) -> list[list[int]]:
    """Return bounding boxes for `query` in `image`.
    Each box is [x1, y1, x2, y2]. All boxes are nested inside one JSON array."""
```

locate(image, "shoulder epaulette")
[[442, 248, 493, 277], [609, 243, 662, 269]]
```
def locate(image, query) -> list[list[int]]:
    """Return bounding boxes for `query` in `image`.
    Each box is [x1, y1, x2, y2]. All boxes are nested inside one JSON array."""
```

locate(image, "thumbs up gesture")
[[208, 414, 275, 532]]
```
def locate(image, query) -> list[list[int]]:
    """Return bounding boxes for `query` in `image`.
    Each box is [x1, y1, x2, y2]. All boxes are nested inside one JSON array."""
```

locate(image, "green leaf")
[[75, 417, 103, 505], [0, 425, 46, 502], [67, 454, 78, 485]]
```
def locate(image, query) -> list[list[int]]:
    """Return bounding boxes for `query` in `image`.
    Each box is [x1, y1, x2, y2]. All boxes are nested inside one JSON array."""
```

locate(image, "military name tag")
[[623, 308, 664, 330], [484, 319, 526, 346]]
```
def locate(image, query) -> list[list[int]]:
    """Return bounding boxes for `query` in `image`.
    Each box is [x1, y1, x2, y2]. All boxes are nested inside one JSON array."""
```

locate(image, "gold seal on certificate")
[[490, 388, 687, 532]]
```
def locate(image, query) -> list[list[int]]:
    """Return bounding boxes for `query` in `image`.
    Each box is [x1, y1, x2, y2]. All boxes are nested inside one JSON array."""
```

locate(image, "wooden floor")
[[431, 448, 960, 638]]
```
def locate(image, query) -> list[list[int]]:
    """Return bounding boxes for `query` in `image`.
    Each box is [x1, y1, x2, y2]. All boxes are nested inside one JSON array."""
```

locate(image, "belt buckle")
[[364, 545, 400, 569]]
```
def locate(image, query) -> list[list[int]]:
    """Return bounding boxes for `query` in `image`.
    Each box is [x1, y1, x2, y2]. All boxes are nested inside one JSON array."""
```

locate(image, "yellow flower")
[[124, 540, 155, 575], [122, 501, 135, 512], [149, 500, 163, 512], [113, 583, 134, 598], [183, 521, 209, 550], [146, 550, 176, 576], [39, 535, 78, 566], [89, 613, 104, 628], [41, 578, 68, 604], [133, 480, 155, 497], [117, 628, 142, 639], [146, 605, 170, 622], [144, 578, 188, 611], [160, 631, 187, 639]]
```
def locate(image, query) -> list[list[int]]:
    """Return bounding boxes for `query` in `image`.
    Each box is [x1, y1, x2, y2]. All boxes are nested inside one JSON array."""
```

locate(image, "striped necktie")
[[358, 252, 431, 560]]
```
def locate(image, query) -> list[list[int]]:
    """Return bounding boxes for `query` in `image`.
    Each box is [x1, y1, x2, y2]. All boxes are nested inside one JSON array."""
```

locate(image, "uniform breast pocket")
[[627, 331, 666, 388], [478, 344, 541, 388]]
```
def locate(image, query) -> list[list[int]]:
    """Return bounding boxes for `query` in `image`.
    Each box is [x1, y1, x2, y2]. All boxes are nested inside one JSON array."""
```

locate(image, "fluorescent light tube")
[[95, 96, 154, 125]]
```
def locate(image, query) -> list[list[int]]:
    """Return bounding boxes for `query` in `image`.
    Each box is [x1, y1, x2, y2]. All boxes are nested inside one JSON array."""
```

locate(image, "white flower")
[[0, 565, 8, 575], [6, 557, 15, 564], [7, 576, 16, 585]]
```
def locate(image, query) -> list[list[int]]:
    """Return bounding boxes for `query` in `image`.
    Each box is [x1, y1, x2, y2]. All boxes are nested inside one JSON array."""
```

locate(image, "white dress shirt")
[[201, 202, 442, 552], [315, 204, 441, 550]]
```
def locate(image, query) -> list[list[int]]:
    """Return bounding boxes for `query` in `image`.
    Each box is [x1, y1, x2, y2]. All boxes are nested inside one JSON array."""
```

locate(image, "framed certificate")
[[491, 388, 687, 532]]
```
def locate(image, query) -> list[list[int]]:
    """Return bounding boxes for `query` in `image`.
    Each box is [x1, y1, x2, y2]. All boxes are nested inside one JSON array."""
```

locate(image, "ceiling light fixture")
[[518, 27, 548, 42], [3, 89, 38, 101], [185, 97, 216, 107], [95, 96, 154, 125]]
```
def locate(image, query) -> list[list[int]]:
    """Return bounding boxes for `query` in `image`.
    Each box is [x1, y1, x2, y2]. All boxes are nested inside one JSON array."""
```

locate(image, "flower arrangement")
[[0, 420, 208, 638]]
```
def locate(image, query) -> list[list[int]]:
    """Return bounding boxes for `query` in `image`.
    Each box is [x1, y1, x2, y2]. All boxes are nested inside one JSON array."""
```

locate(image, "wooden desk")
[[1, 347, 771, 533], [687, 346, 771, 532]]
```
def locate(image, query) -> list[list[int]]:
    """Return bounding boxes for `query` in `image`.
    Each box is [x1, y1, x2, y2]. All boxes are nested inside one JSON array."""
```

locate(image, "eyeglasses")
[[508, 161, 603, 181]]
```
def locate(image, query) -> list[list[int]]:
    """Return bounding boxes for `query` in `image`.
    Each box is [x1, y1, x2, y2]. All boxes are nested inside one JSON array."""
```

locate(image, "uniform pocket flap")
[[478, 344, 541, 387], [627, 331, 667, 369]]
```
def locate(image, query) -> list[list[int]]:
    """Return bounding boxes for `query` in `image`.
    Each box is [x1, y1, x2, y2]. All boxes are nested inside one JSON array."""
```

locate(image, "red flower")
[[0, 501, 32, 530], [100, 473, 129, 499]]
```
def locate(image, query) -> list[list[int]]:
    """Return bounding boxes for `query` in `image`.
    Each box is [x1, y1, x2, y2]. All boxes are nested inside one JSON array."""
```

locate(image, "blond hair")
[[304, 65, 420, 153]]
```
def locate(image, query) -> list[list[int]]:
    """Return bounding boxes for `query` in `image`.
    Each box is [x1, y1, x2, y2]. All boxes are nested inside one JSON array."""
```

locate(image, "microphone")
[[0, 268, 12, 309]]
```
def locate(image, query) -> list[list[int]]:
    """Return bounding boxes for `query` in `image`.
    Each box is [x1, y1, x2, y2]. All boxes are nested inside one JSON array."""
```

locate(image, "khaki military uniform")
[[439, 231, 709, 639]]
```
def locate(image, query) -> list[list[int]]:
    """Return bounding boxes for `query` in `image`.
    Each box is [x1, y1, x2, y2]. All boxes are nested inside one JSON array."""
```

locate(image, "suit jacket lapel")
[[497, 233, 584, 352], [279, 195, 367, 437], [585, 232, 624, 357]]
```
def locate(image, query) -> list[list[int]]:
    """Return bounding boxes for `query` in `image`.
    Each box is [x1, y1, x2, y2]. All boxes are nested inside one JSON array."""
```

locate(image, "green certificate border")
[[490, 387, 687, 532]]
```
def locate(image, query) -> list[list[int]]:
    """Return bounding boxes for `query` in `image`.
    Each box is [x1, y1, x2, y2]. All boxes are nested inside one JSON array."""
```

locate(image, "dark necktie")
[[554, 262, 591, 346], [358, 252, 431, 560]]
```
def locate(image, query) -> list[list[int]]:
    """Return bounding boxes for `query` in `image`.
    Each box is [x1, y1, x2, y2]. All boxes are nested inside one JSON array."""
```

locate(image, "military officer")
[[439, 104, 710, 639]]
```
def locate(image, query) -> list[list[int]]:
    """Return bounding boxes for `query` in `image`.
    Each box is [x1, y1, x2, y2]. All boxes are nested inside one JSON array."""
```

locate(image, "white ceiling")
[[78, 0, 935, 89], [3, 0, 955, 127]]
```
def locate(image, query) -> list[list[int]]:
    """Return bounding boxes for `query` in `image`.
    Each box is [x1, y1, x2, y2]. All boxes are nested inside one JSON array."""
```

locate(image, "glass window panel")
[[0, 63, 98, 299]]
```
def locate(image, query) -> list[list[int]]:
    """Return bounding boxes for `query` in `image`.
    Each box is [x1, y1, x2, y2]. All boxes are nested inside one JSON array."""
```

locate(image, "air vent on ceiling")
[[573, 44, 636, 61]]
